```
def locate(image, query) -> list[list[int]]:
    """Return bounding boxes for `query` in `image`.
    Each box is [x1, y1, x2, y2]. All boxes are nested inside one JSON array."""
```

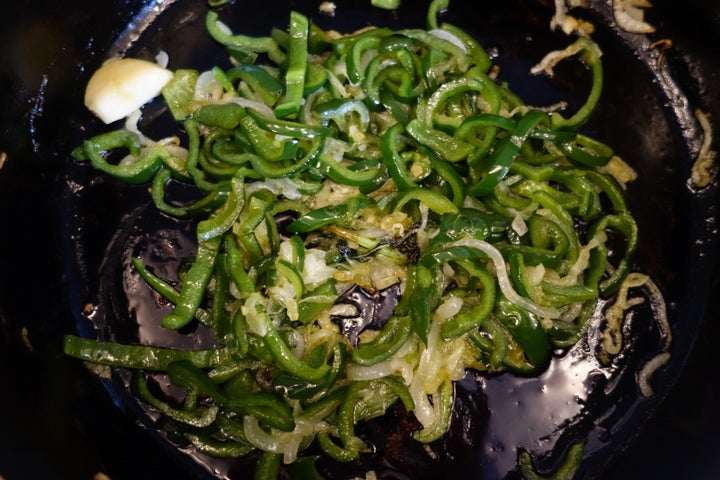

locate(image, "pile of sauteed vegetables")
[[64, 0, 655, 477]]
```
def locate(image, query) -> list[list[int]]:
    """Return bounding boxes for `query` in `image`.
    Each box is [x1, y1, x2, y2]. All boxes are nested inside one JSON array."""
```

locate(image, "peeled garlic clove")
[[84, 58, 173, 124]]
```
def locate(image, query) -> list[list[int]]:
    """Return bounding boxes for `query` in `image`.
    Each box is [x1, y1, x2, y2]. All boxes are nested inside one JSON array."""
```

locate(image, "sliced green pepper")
[[275, 11, 309, 118]]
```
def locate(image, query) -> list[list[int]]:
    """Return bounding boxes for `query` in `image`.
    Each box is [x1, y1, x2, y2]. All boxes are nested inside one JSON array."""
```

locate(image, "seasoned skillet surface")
[[1, 0, 718, 478]]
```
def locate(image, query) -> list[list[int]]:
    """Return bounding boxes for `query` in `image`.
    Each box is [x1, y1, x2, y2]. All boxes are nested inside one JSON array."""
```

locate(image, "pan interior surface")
[[56, 1, 718, 479]]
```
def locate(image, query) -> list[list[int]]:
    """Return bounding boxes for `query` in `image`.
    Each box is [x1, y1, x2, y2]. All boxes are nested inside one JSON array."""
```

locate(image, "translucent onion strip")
[[446, 238, 562, 318]]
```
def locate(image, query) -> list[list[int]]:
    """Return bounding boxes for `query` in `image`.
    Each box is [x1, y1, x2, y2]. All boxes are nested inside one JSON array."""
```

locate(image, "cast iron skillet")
[[0, 0, 718, 479]]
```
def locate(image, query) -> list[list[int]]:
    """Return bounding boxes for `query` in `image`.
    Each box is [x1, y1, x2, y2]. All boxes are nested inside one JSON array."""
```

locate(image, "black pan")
[[1, 0, 718, 478]]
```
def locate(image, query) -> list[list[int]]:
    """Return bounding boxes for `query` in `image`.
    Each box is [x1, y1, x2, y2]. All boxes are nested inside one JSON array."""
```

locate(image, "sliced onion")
[[613, 0, 655, 34], [644, 276, 672, 351], [689, 109, 717, 189], [429, 29, 468, 53], [232, 97, 276, 119], [637, 351, 670, 397], [446, 238, 562, 318], [243, 415, 280, 452]]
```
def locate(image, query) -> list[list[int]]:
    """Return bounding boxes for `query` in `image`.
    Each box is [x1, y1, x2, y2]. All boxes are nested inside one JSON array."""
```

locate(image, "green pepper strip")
[[250, 138, 324, 178], [276, 341, 345, 400], [131, 257, 180, 304], [470, 317, 507, 368], [406, 118, 475, 163], [422, 76, 497, 128], [419, 145, 466, 207], [234, 195, 269, 263], [381, 122, 417, 190], [161, 69, 199, 121], [254, 452, 282, 480], [184, 119, 219, 192], [337, 381, 365, 451], [331, 27, 393, 56], [78, 131, 163, 184], [288, 234, 305, 271], [455, 113, 514, 165], [186, 433, 255, 459], [162, 236, 221, 329], [361, 55, 397, 108], [318, 153, 382, 187], [371, 0, 401, 10], [421, 47, 451, 91], [584, 170, 628, 213], [374, 59, 423, 102], [548, 169, 602, 220], [392, 187, 459, 215], [210, 253, 233, 342], [317, 431, 359, 462], [200, 132, 245, 180], [227, 303, 250, 357], [399, 29, 469, 72], [62, 335, 233, 370], [440, 260, 496, 339], [426, 0, 450, 30], [412, 379, 453, 443], [550, 37, 603, 130], [379, 87, 412, 126], [275, 11, 309, 118], [440, 23, 492, 73], [351, 315, 412, 366], [346, 35, 382, 84], [197, 174, 245, 241], [131, 372, 219, 428], [286, 195, 373, 233], [229, 65, 284, 106], [540, 282, 597, 303], [304, 62, 328, 96], [500, 216, 570, 268], [276, 258, 305, 299], [214, 65, 238, 96], [519, 188, 580, 265], [408, 263, 446, 344], [588, 212, 638, 296], [250, 109, 335, 138], [456, 113, 515, 140], [297, 281, 337, 326], [378, 376, 415, 412], [262, 317, 331, 383], [207, 141, 257, 171], [559, 133, 613, 167], [205, 11, 286, 65], [495, 298, 551, 371], [194, 102, 246, 130], [518, 441, 585, 480], [469, 110, 548, 196], [224, 234, 255, 293], [240, 115, 297, 162], [167, 360, 295, 431]]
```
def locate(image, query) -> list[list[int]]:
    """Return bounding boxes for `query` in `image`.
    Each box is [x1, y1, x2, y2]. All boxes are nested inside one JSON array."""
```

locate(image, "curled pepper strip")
[[162, 236, 221, 329], [469, 109, 549, 196], [440, 260, 496, 339], [205, 10, 286, 65], [531, 36, 604, 130], [381, 122, 418, 190], [197, 174, 245, 241], [74, 130, 163, 184], [588, 212, 639, 296], [351, 315, 412, 365]]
